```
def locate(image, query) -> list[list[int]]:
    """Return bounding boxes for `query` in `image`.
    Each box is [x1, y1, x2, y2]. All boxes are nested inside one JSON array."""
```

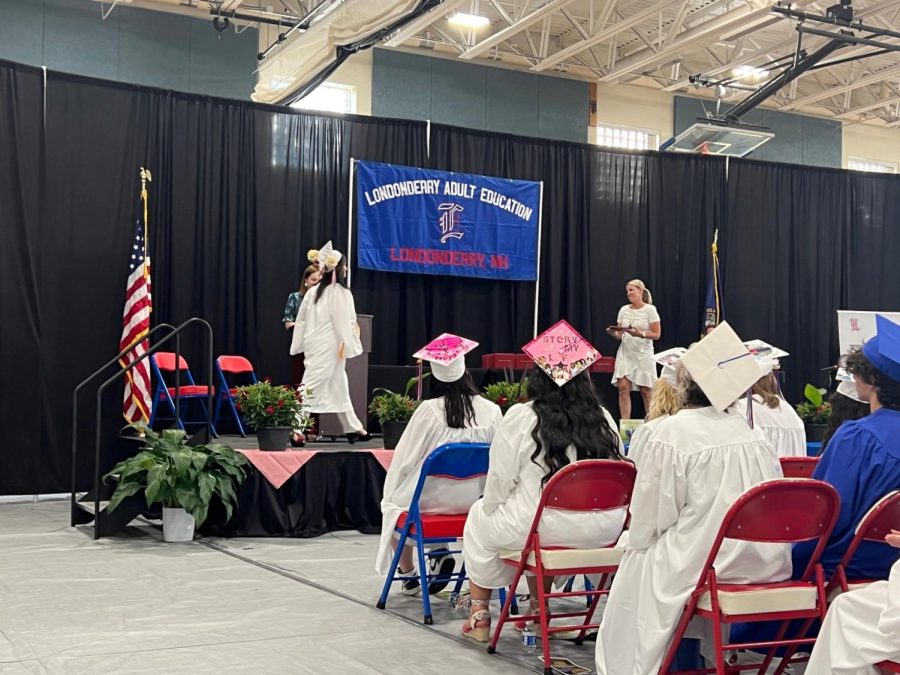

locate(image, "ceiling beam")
[[460, 0, 576, 60], [598, 3, 798, 84], [383, 0, 470, 47], [784, 62, 900, 110], [531, 0, 682, 72]]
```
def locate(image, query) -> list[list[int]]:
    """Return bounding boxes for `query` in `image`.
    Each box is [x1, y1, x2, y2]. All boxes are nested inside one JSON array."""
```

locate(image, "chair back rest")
[[838, 490, 900, 571], [154, 352, 189, 372], [524, 460, 636, 544], [542, 460, 636, 512], [779, 456, 819, 479], [407, 443, 491, 518], [709, 479, 839, 581], [217, 355, 255, 374]]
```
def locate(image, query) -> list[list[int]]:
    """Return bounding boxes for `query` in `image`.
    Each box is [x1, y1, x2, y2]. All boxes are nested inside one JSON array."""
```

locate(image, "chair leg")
[[711, 617, 726, 674], [536, 572, 553, 675], [758, 620, 790, 675], [377, 530, 409, 610], [415, 535, 433, 624], [772, 618, 814, 675], [488, 571, 522, 654], [659, 604, 697, 674]]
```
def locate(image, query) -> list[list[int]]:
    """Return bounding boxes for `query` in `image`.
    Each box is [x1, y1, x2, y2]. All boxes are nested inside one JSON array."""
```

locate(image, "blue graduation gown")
[[793, 408, 900, 580], [731, 408, 900, 650]]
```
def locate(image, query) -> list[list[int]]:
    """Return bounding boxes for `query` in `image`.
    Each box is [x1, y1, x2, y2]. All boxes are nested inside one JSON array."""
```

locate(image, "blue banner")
[[356, 161, 540, 281]]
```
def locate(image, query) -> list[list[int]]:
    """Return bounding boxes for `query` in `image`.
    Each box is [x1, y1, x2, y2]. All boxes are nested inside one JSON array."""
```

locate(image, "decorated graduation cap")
[[654, 347, 687, 386], [412, 333, 478, 383], [307, 240, 343, 272], [862, 314, 900, 383], [743, 339, 789, 374], [522, 320, 601, 387], [679, 321, 765, 412]]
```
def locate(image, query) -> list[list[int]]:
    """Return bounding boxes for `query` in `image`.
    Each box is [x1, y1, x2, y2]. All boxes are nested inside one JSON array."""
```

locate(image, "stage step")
[[74, 500, 111, 515]]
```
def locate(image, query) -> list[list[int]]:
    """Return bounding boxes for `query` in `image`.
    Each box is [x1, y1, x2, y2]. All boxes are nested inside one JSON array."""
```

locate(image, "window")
[[848, 157, 898, 174], [289, 82, 357, 115], [594, 124, 659, 152]]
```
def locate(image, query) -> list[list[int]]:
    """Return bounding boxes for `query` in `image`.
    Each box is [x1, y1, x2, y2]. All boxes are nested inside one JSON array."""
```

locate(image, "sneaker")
[[427, 548, 456, 595], [399, 570, 421, 597]]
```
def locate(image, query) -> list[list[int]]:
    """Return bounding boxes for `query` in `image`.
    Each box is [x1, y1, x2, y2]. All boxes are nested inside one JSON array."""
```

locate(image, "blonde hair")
[[647, 378, 682, 420], [750, 373, 781, 410], [627, 278, 652, 304]]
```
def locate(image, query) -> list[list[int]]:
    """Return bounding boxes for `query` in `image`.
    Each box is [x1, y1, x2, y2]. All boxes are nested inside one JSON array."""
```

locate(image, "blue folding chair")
[[212, 355, 258, 437], [149, 352, 218, 436], [376, 442, 510, 625]]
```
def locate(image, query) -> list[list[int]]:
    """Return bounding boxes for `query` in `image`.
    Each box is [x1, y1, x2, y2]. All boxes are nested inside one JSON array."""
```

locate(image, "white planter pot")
[[162, 507, 195, 542]]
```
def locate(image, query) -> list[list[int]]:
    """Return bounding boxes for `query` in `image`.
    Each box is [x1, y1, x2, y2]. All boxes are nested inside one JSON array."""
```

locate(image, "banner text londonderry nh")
[[362, 179, 534, 222]]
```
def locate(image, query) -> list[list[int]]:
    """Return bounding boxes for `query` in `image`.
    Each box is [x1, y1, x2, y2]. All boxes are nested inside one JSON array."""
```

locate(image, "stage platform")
[[217, 434, 386, 452]]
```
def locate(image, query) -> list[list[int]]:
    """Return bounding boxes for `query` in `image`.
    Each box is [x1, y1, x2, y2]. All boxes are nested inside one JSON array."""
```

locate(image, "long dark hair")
[[431, 372, 479, 429], [526, 368, 624, 485], [314, 255, 348, 304], [821, 390, 869, 452]]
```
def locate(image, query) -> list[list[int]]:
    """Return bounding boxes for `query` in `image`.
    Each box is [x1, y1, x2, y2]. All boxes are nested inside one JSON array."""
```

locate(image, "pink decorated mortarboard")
[[412, 333, 479, 382], [522, 320, 601, 387]]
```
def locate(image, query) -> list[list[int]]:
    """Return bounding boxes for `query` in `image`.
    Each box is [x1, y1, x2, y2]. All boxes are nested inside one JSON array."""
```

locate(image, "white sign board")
[[837, 310, 900, 356]]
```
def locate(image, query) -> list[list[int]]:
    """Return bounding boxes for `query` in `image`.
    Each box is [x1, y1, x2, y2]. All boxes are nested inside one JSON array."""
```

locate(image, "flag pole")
[[140, 167, 152, 298]]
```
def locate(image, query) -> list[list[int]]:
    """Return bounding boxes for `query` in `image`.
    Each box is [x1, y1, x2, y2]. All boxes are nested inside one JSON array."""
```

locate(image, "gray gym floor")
[[1, 501, 599, 674]]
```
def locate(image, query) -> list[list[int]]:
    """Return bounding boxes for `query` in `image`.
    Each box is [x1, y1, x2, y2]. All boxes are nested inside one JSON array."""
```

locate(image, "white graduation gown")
[[595, 407, 792, 675], [806, 559, 900, 675], [462, 402, 626, 589], [612, 304, 660, 390], [290, 285, 362, 425], [375, 396, 503, 574], [735, 395, 807, 458]]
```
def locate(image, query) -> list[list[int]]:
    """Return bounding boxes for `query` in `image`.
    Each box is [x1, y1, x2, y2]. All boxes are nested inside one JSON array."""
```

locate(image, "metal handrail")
[[70, 323, 175, 521], [71, 318, 215, 536]]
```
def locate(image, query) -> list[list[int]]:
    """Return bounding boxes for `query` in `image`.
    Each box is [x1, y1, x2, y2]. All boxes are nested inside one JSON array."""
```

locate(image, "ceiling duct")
[[253, 0, 442, 105]]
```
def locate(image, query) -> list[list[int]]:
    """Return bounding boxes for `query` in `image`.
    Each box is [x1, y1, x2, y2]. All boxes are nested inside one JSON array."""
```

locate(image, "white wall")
[[843, 123, 900, 169], [316, 49, 900, 169]]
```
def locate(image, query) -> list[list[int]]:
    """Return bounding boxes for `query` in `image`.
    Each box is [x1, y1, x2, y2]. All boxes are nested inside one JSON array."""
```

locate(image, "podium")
[[319, 314, 372, 438]]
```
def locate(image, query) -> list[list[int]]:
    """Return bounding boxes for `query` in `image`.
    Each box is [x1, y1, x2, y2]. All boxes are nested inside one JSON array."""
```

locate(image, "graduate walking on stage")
[[290, 241, 367, 440]]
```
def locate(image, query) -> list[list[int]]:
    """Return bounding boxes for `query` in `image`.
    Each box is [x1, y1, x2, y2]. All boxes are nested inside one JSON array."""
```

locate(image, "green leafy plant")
[[234, 379, 303, 429], [483, 378, 528, 414], [795, 383, 832, 424], [104, 425, 249, 527], [368, 374, 428, 425]]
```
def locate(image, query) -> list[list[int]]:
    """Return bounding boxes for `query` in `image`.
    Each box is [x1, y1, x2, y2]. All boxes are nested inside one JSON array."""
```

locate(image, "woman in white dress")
[[460, 363, 625, 643], [806, 531, 900, 674], [607, 279, 661, 420], [735, 367, 807, 457], [376, 340, 503, 595], [595, 323, 792, 675], [290, 241, 367, 438]]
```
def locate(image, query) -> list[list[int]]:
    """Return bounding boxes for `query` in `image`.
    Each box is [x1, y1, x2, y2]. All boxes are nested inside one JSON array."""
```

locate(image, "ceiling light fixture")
[[448, 12, 490, 29], [733, 65, 770, 81]]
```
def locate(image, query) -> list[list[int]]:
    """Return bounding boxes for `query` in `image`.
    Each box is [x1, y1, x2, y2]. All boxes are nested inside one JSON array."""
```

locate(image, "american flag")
[[118, 215, 152, 423]]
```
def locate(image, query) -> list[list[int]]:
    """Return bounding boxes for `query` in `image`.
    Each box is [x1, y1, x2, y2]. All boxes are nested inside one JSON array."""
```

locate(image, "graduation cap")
[[522, 320, 601, 387], [412, 333, 478, 383], [862, 314, 900, 383], [307, 240, 343, 272], [679, 322, 765, 412], [654, 347, 687, 386]]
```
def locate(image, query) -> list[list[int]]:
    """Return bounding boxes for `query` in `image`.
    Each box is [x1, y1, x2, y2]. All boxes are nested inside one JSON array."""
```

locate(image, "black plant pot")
[[257, 426, 291, 451], [805, 423, 828, 444], [381, 421, 408, 450]]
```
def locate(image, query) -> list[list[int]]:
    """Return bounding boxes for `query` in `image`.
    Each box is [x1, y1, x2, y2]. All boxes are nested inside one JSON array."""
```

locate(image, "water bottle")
[[521, 626, 537, 653]]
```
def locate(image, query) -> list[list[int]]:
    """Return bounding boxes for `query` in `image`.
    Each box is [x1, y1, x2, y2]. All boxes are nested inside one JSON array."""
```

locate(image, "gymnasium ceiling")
[[98, 0, 900, 127]]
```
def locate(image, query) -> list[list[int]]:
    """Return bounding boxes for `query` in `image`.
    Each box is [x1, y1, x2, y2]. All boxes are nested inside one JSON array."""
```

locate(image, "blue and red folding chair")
[[212, 355, 258, 437], [376, 442, 495, 625], [149, 352, 218, 436]]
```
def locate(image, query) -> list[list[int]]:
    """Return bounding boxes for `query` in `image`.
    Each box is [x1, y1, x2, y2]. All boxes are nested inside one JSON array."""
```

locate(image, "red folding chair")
[[779, 457, 819, 479], [879, 661, 900, 673], [149, 352, 217, 436], [827, 490, 900, 600], [658, 479, 840, 675], [213, 355, 258, 437], [487, 460, 637, 674]]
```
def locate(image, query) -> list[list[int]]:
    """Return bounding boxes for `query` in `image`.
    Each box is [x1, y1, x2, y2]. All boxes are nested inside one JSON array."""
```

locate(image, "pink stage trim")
[[238, 448, 394, 488], [370, 449, 394, 471], [237, 449, 318, 489]]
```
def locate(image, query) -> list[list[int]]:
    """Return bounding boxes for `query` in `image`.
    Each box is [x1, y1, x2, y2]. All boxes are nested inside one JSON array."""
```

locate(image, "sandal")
[[462, 609, 492, 643], [514, 600, 543, 632]]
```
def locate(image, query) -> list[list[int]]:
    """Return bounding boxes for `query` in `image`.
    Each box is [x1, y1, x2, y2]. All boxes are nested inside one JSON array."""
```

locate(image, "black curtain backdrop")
[[2, 57, 900, 495]]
